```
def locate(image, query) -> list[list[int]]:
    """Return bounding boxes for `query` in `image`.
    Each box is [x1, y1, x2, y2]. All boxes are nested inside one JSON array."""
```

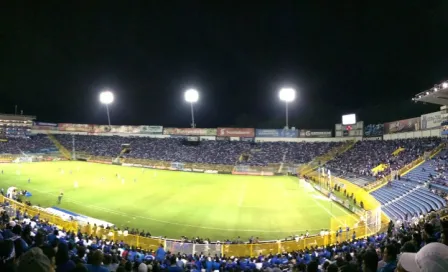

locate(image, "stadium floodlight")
[[443, 82, 448, 89], [279, 88, 296, 128], [184, 89, 199, 128], [99, 90, 114, 127]]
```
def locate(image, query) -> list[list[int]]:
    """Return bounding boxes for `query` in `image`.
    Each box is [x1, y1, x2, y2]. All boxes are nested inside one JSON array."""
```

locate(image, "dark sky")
[[1, 1, 447, 129]]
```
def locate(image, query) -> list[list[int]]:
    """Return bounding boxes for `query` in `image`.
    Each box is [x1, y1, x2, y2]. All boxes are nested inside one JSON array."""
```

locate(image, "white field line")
[[300, 178, 355, 225], [3, 179, 321, 233], [309, 195, 346, 226]]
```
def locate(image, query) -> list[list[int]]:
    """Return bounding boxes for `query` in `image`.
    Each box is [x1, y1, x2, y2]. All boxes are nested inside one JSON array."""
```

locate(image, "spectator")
[[85, 250, 108, 272], [379, 244, 397, 272], [397, 242, 448, 272], [0, 240, 16, 272], [362, 250, 378, 272], [17, 247, 53, 272], [55, 243, 76, 272]]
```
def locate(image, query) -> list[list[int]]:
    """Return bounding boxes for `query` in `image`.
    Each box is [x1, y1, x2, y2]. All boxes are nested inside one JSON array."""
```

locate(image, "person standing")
[[58, 193, 63, 204]]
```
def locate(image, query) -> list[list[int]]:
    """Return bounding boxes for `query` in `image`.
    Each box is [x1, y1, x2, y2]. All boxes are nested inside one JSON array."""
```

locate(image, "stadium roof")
[[413, 81, 448, 106]]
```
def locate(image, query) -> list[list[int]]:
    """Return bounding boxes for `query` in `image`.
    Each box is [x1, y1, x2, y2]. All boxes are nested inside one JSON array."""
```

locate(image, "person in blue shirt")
[[378, 244, 397, 272], [212, 257, 221, 271], [145, 253, 155, 262], [167, 255, 183, 272], [155, 244, 166, 261], [205, 257, 213, 272], [127, 248, 136, 262], [85, 250, 109, 272]]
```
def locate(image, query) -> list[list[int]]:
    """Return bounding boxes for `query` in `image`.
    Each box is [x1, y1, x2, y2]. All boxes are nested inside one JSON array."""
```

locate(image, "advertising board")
[[421, 111, 443, 130], [58, 123, 91, 132], [364, 124, 384, 137], [217, 128, 255, 137], [33, 122, 59, 131], [33, 122, 58, 127], [255, 129, 298, 138], [298, 129, 332, 138], [163, 128, 217, 136], [384, 117, 420, 134], [139, 126, 163, 134], [90, 125, 150, 134]]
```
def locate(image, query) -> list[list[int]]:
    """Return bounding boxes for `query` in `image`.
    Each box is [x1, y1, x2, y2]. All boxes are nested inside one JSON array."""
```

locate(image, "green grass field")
[[0, 161, 357, 240]]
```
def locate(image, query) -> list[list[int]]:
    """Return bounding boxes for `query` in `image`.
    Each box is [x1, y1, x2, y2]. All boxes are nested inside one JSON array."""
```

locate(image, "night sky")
[[1, 1, 447, 129]]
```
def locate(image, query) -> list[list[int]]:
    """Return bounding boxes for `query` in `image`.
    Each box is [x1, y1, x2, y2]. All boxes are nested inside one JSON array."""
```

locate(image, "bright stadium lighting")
[[184, 89, 199, 128], [443, 82, 448, 89], [99, 90, 114, 127], [426, 92, 430, 95], [99, 91, 114, 105], [434, 88, 438, 92], [279, 88, 296, 102], [279, 88, 296, 128]]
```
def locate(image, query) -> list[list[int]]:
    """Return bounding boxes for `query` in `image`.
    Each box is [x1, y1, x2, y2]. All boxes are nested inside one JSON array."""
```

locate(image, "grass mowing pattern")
[[0, 161, 356, 240]]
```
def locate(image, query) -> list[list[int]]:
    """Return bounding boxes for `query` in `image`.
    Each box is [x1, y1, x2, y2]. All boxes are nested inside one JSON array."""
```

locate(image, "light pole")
[[279, 88, 296, 128], [99, 90, 114, 127], [184, 89, 199, 128]]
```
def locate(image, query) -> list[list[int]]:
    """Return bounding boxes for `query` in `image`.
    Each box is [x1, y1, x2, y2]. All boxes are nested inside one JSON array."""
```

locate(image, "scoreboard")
[[335, 121, 364, 137]]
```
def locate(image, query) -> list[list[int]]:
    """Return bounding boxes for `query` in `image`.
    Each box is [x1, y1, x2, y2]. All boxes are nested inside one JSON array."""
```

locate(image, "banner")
[[255, 129, 298, 138], [163, 128, 217, 136], [88, 125, 142, 134], [33, 122, 58, 127], [298, 129, 332, 138], [216, 136, 230, 141], [364, 124, 384, 137], [139, 126, 163, 134], [392, 147, 405, 156], [217, 128, 255, 137], [384, 117, 420, 134], [33, 122, 59, 131], [58, 123, 91, 132], [421, 111, 443, 130]]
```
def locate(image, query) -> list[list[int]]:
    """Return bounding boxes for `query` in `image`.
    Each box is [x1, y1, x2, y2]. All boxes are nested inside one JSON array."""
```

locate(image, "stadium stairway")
[[47, 134, 71, 160], [298, 140, 356, 176]]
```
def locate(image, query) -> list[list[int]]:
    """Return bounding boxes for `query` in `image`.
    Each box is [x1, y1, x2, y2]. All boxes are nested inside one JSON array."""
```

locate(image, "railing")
[[365, 143, 445, 192], [0, 194, 390, 257]]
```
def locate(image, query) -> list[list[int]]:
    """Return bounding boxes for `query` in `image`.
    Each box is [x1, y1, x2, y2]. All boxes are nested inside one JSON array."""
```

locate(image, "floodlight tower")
[[99, 90, 114, 127], [184, 89, 199, 128], [279, 88, 296, 128]]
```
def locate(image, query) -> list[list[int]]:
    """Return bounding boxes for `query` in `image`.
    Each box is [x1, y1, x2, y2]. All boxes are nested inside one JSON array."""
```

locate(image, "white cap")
[[398, 243, 448, 272], [138, 263, 148, 272]]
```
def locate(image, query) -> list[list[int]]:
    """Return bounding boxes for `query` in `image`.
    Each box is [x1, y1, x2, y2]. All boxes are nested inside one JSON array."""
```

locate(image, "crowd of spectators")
[[54, 135, 341, 166], [0, 134, 54, 154], [0, 200, 447, 272], [326, 138, 441, 180], [2, 135, 441, 172], [425, 152, 448, 187]]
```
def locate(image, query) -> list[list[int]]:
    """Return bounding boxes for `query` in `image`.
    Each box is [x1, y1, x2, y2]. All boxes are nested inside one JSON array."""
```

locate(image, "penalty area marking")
[[299, 179, 349, 226]]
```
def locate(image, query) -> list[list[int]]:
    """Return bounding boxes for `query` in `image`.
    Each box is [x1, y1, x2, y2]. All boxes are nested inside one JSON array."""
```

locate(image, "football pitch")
[[0, 161, 357, 240]]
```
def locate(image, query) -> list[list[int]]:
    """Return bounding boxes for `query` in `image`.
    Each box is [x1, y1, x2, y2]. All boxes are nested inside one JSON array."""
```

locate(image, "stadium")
[[1, 79, 448, 266]]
